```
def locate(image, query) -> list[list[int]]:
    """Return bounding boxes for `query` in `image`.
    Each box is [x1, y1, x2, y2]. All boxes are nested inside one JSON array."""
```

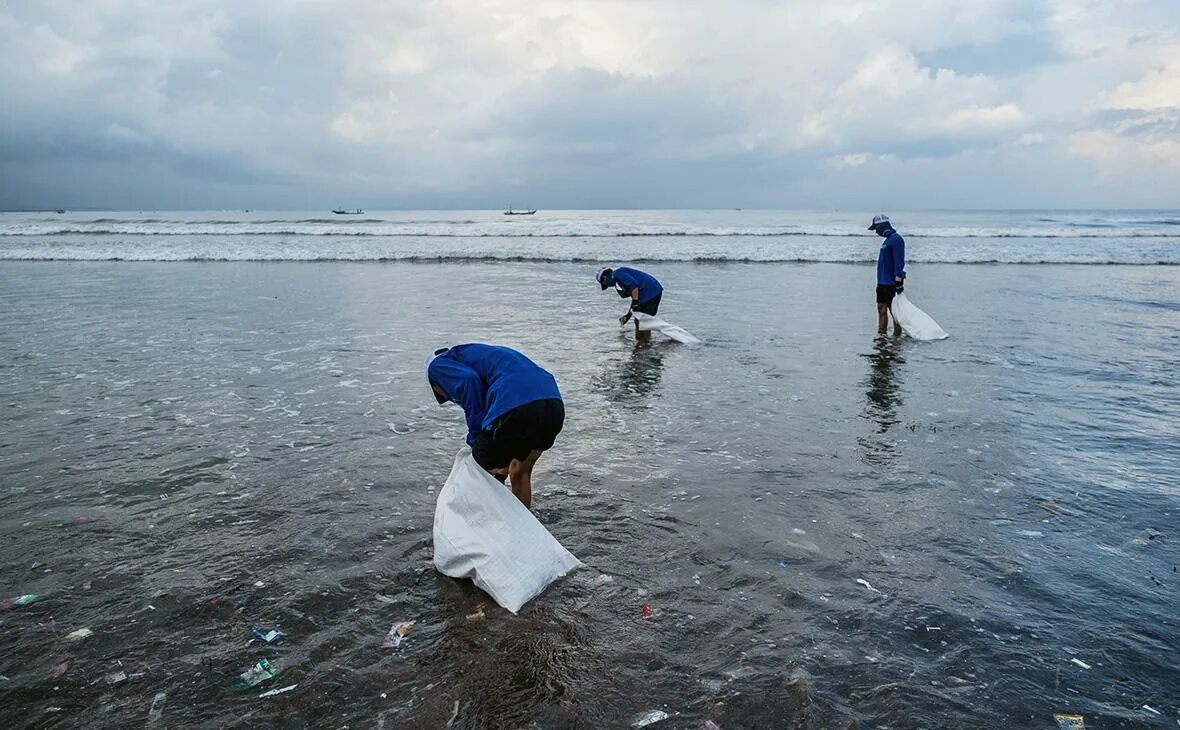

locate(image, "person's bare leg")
[[892, 310, 902, 337], [507, 449, 544, 508], [634, 318, 651, 342], [877, 303, 889, 334]]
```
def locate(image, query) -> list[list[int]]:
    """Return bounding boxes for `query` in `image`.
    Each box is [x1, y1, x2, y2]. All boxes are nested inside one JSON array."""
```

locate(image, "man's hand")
[[619, 311, 633, 326], [895, 277, 904, 295]]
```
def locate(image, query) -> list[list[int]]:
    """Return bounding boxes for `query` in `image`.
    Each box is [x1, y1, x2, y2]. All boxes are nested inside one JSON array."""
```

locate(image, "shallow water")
[[1, 261, 1178, 728]]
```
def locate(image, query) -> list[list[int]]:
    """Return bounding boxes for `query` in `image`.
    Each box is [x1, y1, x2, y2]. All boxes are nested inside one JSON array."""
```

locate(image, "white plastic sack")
[[633, 312, 702, 344], [890, 292, 949, 341], [433, 448, 581, 613]]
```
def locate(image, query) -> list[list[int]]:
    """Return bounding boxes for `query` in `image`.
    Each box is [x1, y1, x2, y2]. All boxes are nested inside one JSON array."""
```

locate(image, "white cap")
[[868, 213, 890, 230]]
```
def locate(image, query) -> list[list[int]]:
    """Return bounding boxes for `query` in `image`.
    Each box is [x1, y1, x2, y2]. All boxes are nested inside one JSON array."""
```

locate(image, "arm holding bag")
[[433, 448, 581, 613]]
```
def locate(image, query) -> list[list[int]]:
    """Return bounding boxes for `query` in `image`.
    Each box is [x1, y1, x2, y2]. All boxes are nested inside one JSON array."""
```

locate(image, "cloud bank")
[[2, 0, 1178, 209]]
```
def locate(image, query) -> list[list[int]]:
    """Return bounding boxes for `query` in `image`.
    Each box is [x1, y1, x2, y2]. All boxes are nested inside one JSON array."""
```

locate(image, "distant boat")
[[503, 206, 536, 216], [332, 209, 364, 215]]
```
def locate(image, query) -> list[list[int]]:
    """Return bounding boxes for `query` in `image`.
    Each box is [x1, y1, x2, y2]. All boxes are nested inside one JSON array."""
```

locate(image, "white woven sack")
[[433, 448, 581, 613]]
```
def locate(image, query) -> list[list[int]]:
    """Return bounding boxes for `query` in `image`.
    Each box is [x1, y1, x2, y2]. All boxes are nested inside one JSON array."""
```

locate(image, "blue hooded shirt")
[[427, 344, 561, 446], [876, 230, 906, 286], [611, 267, 663, 304]]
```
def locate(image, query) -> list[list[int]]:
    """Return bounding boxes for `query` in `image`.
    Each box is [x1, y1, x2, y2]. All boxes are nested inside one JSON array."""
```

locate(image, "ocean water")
[[1, 208, 1179, 263], [0, 211, 1178, 728]]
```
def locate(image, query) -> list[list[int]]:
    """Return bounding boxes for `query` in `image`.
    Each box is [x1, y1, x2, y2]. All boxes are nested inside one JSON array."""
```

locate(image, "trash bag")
[[890, 292, 948, 341], [433, 448, 581, 613], [633, 312, 702, 344]]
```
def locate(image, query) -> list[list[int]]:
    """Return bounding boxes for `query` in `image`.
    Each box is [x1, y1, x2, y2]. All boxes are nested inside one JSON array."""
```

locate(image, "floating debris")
[[856, 578, 881, 593], [465, 604, 485, 622], [1143, 704, 1162, 716], [1053, 713, 1085, 730], [234, 658, 278, 689], [1, 594, 42, 610], [254, 629, 283, 643], [632, 709, 669, 727], [147, 691, 167, 727], [108, 670, 129, 684], [1070, 658, 1092, 670], [446, 699, 460, 727], [259, 684, 297, 698], [642, 604, 653, 619], [66, 628, 93, 641], [51, 660, 69, 678], [375, 593, 396, 604], [382, 620, 416, 649]]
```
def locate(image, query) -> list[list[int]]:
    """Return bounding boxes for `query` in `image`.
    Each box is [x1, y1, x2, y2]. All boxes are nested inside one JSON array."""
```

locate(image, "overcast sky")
[[2, 1, 1178, 210]]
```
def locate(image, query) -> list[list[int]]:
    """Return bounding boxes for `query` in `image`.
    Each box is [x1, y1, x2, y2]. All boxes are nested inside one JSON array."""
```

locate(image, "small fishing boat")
[[332, 209, 364, 215], [503, 206, 536, 216]]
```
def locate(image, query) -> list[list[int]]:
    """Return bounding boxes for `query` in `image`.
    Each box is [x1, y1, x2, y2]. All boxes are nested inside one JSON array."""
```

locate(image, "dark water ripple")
[[0, 261, 1177, 728]]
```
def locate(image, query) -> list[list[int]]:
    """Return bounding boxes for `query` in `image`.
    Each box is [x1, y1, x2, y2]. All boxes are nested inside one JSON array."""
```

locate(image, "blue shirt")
[[612, 267, 663, 304], [876, 230, 906, 286], [427, 344, 561, 446]]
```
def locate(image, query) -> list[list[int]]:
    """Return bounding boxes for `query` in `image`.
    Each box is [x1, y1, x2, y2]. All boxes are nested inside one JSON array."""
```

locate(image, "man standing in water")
[[868, 214, 906, 336], [425, 344, 563, 508], [596, 266, 663, 342]]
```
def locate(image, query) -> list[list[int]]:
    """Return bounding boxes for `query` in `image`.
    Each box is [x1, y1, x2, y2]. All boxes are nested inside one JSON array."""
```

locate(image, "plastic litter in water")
[[856, 578, 881, 593], [108, 671, 128, 684], [234, 658, 278, 689], [465, 604, 486, 622], [51, 660, 69, 678], [1070, 658, 1092, 670], [258, 683, 297, 698], [632, 709, 669, 727], [1053, 714, 1085, 730], [642, 604, 653, 619], [382, 620, 416, 649], [705, 721, 723, 730], [254, 629, 283, 643], [147, 691, 167, 727], [66, 628, 93, 641], [1143, 705, 1162, 716], [1, 594, 42, 610]]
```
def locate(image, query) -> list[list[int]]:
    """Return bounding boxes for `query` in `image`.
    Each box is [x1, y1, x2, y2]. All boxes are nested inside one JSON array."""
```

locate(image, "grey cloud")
[[2, 1, 1179, 210]]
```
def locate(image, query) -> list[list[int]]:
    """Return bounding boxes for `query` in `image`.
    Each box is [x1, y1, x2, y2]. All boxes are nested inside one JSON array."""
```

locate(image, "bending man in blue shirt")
[[868, 214, 906, 336], [425, 344, 564, 508], [596, 266, 664, 342]]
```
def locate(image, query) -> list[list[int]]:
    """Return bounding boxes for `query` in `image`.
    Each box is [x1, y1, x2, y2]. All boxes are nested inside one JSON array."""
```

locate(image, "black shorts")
[[472, 398, 565, 472], [634, 293, 662, 316], [876, 284, 897, 305]]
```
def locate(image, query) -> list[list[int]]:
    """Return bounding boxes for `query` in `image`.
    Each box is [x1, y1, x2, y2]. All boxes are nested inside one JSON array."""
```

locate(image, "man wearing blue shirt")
[[425, 344, 563, 508], [596, 266, 664, 342], [868, 214, 906, 336]]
